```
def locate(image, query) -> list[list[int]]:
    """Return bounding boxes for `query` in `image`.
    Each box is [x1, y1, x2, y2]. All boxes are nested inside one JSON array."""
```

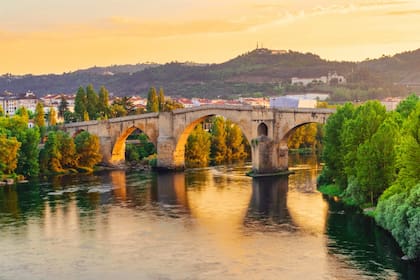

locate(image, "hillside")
[[1, 48, 419, 99]]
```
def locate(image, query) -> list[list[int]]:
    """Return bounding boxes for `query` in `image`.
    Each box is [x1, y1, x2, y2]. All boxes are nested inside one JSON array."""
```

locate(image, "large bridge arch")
[[110, 125, 157, 165], [157, 105, 254, 170]]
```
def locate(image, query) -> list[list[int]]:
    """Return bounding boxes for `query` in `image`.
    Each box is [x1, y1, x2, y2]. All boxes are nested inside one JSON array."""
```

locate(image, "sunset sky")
[[2, 0, 420, 74]]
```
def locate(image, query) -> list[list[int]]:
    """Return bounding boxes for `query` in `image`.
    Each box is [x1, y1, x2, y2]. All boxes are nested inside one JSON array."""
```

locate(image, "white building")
[[291, 72, 346, 86], [0, 91, 38, 116]]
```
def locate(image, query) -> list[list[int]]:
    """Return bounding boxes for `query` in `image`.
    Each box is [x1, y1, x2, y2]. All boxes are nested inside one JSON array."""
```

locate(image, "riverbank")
[[318, 183, 419, 262]]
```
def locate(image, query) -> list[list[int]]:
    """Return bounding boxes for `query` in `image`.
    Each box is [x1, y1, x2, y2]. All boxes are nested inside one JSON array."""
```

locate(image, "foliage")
[[125, 133, 156, 163], [86, 84, 99, 120], [58, 94, 69, 118], [39, 131, 63, 173], [15, 107, 30, 123], [112, 96, 136, 115], [15, 127, 40, 177], [0, 134, 20, 174], [0, 115, 40, 177], [97, 86, 110, 119], [375, 184, 420, 259], [319, 95, 420, 258], [34, 102, 45, 127], [321, 103, 355, 188], [185, 124, 211, 168], [318, 184, 342, 197], [48, 107, 57, 126], [146, 87, 159, 112], [396, 93, 419, 118], [354, 114, 400, 205], [74, 131, 102, 168], [74, 86, 87, 121], [64, 111, 78, 123], [210, 117, 227, 165], [288, 123, 318, 150], [184, 117, 249, 167], [341, 101, 387, 182], [0, 105, 3, 117], [225, 120, 247, 161], [56, 131, 78, 169]]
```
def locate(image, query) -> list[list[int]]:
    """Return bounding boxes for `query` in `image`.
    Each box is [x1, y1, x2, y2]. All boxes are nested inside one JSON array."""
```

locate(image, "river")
[[0, 154, 418, 279]]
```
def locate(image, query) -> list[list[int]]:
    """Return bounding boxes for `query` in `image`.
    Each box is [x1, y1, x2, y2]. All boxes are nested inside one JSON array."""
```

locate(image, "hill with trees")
[[1, 48, 420, 100]]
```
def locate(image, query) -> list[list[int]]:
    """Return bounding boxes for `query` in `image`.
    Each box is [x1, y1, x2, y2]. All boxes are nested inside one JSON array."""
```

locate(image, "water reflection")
[[0, 156, 417, 279], [245, 176, 295, 232]]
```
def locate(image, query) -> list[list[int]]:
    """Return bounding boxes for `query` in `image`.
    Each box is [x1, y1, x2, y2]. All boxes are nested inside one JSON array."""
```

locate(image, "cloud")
[[387, 9, 420, 15]]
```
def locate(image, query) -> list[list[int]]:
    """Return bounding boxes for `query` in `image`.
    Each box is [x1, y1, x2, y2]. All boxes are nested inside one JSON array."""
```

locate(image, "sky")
[[1, 0, 420, 74]]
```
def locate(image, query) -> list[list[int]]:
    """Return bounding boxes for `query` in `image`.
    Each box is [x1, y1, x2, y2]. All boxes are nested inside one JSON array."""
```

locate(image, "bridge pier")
[[156, 137, 185, 170], [251, 136, 289, 175]]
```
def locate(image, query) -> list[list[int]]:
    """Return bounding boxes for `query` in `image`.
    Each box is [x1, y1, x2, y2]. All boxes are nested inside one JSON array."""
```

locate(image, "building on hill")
[[291, 72, 346, 86], [0, 91, 38, 116]]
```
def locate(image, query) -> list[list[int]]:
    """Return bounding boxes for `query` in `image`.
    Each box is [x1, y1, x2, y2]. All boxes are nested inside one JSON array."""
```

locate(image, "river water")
[[0, 154, 418, 280]]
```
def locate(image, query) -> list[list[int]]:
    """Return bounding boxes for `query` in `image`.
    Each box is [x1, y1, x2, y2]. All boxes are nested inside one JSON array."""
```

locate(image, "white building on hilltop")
[[291, 72, 346, 86]]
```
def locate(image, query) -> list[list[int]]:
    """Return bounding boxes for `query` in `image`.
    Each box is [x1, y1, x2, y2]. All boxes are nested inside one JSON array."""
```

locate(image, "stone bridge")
[[63, 105, 334, 174]]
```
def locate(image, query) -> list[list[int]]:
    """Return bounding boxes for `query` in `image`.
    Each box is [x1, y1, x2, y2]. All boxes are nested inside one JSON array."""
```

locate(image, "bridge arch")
[[110, 124, 157, 165], [171, 112, 253, 169], [281, 122, 321, 143]]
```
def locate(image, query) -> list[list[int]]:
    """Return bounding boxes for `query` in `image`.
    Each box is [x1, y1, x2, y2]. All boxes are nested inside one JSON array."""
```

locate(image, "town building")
[[0, 91, 38, 116]]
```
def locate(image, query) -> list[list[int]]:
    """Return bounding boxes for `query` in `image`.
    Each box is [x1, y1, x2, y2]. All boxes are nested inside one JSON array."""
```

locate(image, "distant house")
[[0, 91, 38, 116], [291, 72, 346, 86]]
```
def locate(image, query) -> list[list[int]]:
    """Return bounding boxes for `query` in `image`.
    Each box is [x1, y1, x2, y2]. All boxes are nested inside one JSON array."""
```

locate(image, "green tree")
[[15, 127, 40, 177], [146, 87, 159, 112], [394, 102, 420, 190], [74, 131, 102, 168], [158, 87, 165, 111], [74, 86, 87, 121], [86, 84, 99, 120], [210, 117, 227, 165], [39, 131, 62, 173], [0, 105, 4, 117], [354, 114, 400, 205], [98, 86, 110, 119], [63, 111, 78, 123], [341, 101, 386, 181], [58, 95, 69, 118], [396, 93, 419, 119], [320, 103, 355, 188], [34, 102, 45, 127], [185, 124, 211, 167], [112, 97, 135, 115]]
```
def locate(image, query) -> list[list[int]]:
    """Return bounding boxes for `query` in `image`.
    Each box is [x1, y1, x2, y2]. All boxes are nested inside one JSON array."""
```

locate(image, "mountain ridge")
[[1, 48, 419, 99]]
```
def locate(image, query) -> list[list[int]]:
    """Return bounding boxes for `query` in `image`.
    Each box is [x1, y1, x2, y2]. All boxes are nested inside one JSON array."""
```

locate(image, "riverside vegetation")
[[318, 94, 420, 260]]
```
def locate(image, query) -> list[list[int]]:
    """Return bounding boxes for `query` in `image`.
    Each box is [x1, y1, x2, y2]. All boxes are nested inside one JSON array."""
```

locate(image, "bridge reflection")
[[244, 176, 296, 232]]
